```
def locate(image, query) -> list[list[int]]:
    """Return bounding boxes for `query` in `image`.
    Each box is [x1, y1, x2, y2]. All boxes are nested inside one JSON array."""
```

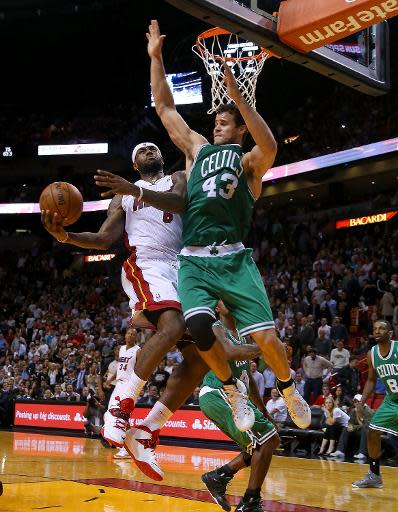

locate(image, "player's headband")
[[131, 142, 161, 163]]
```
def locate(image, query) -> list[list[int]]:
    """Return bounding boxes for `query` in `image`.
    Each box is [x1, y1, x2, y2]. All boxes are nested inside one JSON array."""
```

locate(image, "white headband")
[[131, 142, 161, 163]]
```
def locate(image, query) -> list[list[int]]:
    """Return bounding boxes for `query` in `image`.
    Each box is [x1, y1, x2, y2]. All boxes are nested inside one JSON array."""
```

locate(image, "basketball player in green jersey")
[[200, 301, 279, 512], [95, 19, 310, 431], [352, 320, 398, 488]]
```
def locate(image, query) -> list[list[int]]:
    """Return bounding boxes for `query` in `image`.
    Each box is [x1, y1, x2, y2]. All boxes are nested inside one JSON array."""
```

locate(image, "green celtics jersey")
[[201, 320, 250, 392], [371, 340, 398, 400], [182, 144, 255, 246]]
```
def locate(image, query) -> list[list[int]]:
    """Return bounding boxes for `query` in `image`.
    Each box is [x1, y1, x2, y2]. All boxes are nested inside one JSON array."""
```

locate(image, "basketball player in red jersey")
[[42, 143, 209, 479]]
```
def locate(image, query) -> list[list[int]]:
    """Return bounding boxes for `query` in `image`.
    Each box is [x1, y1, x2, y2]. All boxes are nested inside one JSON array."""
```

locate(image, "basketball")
[[39, 182, 83, 226]]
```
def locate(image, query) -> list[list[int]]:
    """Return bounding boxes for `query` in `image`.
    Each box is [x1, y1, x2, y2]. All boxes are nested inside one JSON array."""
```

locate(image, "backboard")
[[166, 0, 390, 95]]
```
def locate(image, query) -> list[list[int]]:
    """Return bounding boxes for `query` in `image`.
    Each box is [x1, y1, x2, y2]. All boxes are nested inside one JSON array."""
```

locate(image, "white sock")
[[121, 370, 146, 401], [142, 401, 173, 431]]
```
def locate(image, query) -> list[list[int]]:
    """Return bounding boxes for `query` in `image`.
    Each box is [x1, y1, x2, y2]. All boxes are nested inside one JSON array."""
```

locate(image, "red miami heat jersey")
[[122, 175, 182, 259]]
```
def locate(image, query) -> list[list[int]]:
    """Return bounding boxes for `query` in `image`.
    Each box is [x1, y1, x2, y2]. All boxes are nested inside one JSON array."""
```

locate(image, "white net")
[[193, 28, 270, 114]]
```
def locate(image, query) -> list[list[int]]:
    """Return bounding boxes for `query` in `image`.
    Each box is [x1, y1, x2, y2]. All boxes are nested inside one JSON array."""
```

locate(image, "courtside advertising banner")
[[14, 402, 86, 430], [336, 210, 398, 229], [14, 402, 230, 441]]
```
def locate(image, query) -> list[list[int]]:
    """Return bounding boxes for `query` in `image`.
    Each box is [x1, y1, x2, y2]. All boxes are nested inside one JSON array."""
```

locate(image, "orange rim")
[[195, 27, 279, 61]]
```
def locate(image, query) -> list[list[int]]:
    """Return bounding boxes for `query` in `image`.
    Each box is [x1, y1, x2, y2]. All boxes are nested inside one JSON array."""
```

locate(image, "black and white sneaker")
[[202, 470, 231, 511], [235, 496, 263, 511]]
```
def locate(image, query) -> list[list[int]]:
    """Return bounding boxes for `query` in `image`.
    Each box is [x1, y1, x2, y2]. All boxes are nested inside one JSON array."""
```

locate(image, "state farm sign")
[[336, 210, 398, 229]]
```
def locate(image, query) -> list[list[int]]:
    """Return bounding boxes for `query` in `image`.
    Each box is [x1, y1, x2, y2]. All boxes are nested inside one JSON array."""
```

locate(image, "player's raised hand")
[[146, 19, 166, 59], [95, 169, 138, 198], [223, 63, 241, 103], [41, 210, 68, 242]]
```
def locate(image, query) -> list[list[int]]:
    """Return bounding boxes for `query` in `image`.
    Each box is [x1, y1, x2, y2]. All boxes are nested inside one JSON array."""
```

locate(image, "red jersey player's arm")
[[94, 170, 187, 214], [41, 195, 125, 249]]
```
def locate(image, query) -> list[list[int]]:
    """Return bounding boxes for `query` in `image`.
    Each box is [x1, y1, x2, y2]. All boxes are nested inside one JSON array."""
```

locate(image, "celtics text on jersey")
[[371, 340, 398, 399], [182, 144, 255, 247]]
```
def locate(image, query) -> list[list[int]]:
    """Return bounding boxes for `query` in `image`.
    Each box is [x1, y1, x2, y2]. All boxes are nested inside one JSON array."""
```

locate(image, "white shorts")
[[121, 249, 181, 322]]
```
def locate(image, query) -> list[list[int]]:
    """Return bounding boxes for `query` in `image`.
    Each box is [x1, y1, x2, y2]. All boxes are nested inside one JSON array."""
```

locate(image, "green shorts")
[[178, 249, 274, 336], [199, 388, 276, 453], [369, 395, 398, 436]]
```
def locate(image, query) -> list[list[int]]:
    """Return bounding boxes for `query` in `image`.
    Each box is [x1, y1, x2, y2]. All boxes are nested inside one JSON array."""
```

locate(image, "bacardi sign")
[[336, 210, 398, 229], [84, 254, 115, 263]]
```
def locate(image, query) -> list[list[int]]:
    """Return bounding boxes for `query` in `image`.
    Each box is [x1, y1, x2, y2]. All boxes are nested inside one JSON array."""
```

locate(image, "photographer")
[[84, 390, 106, 437]]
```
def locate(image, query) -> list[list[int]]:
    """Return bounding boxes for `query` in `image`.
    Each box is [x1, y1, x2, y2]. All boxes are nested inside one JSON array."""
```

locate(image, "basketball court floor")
[[1, 430, 397, 512]]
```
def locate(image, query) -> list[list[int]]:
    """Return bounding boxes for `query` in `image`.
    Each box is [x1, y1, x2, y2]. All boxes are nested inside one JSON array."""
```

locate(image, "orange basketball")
[[39, 182, 83, 226]]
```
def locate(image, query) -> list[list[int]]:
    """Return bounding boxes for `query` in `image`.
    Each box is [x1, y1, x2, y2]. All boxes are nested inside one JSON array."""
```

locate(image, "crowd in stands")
[[1, 83, 398, 201], [1, 190, 398, 458]]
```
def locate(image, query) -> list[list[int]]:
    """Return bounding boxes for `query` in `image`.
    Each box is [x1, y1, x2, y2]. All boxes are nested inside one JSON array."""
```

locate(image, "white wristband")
[[137, 185, 144, 202]]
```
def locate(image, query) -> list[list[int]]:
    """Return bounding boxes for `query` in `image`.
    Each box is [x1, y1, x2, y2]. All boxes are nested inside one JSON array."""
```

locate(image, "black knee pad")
[[186, 313, 216, 351], [242, 452, 252, 466]]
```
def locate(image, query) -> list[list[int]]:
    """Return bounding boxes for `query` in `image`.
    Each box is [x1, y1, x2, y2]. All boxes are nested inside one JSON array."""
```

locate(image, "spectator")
[[318, 396, 350, 455], [330, 394, 374, 459], [263, 364, 275, 398], [312, 383, 333, 407], [318, 317, 331, 338], [64, 383, 80, 402], [265, 388, 287, 428], [186, 387, 200, 406], [338, 356, 361, 398], [330, 317, 348, 344], [53, 383, 66, 400], [333, 384, 352, 411], [43, 388, 54, 400], [298, 317, 315, 357], [295, 370, 306, 397], [249, 361, 265, 399], [137, 385, 159, 406], [330, 340, 351, 371], [313, 330, 332, 357], [150, 360, 170, 391], [302, 348, 333, 404]]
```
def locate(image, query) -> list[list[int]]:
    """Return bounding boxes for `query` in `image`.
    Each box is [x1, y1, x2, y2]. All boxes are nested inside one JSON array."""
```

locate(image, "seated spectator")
[[150, 360, 170, 391], [330, 340, 350, 372], [64, 383, 80, 402], [333, 384, 352, 411], [330, 394, 374, 459], [43, 388, 54, 400], [53, 383, 66, 400], [265, 388, 287, 428], [186, 387, 200, 406], [312, 383, 333, 407], [318, 317, 331, 339], [302, 348, 333, 404], [318, 396, 349, 455], [338, 356, 361, 398], [137, 385, 159, 407], [164, 358, 174, 375]]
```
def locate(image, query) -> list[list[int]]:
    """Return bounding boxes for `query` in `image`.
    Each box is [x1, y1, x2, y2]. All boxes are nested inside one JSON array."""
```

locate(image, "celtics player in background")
[[95, 19, 310, 431], [200, 301, 279, 512], [352, 320, 398, 489]]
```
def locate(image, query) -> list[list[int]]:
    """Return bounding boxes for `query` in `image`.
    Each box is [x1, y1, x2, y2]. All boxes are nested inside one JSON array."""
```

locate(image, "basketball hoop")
[[193, 27, 274, 114]]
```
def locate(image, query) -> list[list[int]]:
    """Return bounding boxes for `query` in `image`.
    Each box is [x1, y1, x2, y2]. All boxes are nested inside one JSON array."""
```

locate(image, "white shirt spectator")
[[38, 341, 49, 356], [330, 344, 350, 370], [318, 323, 331, 338], [266, 391, 288, 423], [328, 407, 350, 427]]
